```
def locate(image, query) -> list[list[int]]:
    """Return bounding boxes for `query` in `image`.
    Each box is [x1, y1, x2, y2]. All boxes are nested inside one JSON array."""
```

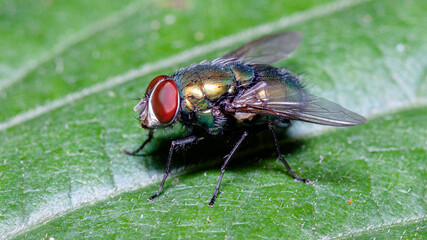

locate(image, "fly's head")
[[134, 75, 180, 129]]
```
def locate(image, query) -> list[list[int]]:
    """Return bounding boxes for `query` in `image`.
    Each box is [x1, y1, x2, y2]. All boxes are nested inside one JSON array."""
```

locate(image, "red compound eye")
[[146, 75, 169, 96], [150, 79, 179, 124]]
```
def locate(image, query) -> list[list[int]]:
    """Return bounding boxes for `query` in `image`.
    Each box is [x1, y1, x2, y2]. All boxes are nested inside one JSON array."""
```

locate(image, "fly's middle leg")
[[209, 131, 249, 206]]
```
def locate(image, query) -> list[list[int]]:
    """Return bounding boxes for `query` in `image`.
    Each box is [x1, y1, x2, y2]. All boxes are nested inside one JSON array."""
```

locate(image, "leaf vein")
[[0, 0, 145, 91]]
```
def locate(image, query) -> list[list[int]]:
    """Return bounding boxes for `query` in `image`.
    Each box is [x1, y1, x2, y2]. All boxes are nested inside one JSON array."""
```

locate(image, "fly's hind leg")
[[209, 131, 249, 206], [123, 130, 154, 155], [268, 122, 310, 183]]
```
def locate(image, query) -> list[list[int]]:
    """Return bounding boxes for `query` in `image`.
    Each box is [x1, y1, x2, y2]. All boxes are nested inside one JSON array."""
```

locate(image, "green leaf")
[[0, 0, 426, 239]]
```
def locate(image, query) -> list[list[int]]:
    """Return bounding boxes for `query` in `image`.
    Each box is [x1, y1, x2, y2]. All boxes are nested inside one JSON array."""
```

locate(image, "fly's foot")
[[296, 178, 310, 184], [208, 196, 216, 207], [122, 149, 137, 155], [208, 190, 223, 207], [147, 193, 159, 201]]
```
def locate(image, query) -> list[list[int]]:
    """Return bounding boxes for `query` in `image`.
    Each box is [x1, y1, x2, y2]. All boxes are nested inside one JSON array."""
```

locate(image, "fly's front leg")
[[123, 130, 154, 155], [209, 131, 249, 206], [268, 122, 310, 183], [148, 135, 199, 201]]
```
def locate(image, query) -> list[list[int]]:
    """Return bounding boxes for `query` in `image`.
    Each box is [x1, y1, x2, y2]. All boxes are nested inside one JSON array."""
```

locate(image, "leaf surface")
[[0, 0, 426, 239]]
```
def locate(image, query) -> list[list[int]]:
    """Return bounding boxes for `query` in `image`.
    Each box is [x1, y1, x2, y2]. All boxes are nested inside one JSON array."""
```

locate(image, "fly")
[[123, 32, 367, 206]]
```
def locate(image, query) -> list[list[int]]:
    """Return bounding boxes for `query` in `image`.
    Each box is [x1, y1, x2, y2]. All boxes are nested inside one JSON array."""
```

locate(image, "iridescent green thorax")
[[172, 62, 254, 134], [175, 64, 234, 112]]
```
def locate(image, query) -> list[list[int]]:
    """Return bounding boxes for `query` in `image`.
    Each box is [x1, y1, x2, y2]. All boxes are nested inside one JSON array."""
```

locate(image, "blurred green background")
[[0, 0, 426, 239]]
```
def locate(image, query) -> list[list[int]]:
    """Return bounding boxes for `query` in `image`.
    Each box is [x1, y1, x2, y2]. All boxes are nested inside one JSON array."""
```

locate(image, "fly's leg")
[[268, 122, 310, 183], [148, 135, 199, 201], [209, 131, 249, 206], [123, 130, 154, 155]]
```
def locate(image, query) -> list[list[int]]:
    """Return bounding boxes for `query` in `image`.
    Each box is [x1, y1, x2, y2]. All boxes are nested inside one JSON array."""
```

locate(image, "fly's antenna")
[[134, 98, 147, 112]]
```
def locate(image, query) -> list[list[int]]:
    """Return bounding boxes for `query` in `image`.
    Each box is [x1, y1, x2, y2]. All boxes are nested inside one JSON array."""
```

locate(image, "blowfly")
[[124, 32, 367, 206]]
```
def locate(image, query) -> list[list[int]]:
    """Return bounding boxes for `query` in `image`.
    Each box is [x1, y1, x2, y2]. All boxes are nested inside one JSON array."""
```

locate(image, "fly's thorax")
[[172, 62, 258, 134], [174, 63, 236, 113]]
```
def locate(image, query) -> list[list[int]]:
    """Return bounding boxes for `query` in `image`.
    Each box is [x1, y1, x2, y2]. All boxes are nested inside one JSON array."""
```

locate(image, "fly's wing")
[[221, 32, 302, 65], [229, 81, 367, 126]]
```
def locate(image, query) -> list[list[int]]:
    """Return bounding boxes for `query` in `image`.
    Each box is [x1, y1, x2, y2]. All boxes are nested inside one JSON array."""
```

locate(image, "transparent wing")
[[230, 81, 367, 126], [221, 32, 302, 65]]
